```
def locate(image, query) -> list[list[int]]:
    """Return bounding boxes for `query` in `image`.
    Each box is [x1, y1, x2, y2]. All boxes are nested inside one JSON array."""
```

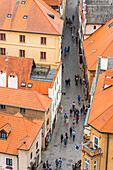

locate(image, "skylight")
[[7, 14, 11, 18], [108, 22, 113, 28], [23, 15, 28, 20], [21, 82, 26, 87], [90, 41, 94, 44], [93, 50, 97, 53], [47, 13, 55, 19], [27, 83, 32, 88], [21, 1, 26, 5]]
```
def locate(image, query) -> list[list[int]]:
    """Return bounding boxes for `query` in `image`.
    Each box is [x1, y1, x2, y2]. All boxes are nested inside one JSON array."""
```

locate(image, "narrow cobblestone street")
[[39, 0, 86, 169]]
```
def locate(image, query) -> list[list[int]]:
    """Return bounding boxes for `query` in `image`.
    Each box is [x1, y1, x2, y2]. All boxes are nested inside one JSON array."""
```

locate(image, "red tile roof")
[[83, 17, 113, 71], [0, 0, 63, 35], [44, 0, 62, 6], [88, 70, 113, 133], [0, 87, 52, 111], [0, 112, 44, 155]]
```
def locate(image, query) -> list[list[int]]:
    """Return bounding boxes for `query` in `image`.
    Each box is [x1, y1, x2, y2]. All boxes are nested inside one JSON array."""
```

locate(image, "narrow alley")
[[39, 0, 86, 169]]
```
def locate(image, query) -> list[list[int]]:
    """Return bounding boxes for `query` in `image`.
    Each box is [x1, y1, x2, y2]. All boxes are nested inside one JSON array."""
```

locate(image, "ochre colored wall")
[[0, 31, 61, 67]]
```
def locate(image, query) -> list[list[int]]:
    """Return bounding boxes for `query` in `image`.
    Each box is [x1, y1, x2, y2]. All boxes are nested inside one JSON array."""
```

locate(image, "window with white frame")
[[84, 158, 89, 170], [93, 136, 99, 149], [94, 160, 97, 170]]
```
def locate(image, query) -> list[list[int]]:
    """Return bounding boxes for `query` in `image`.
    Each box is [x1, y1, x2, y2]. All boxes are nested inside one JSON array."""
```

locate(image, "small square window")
[[41, 37, 46, 45], [7, 14, 11, 18], [94, 26, 96, 29], [0, 48, 6, 55], [20, 108, 25, 114], [36, 141, 38, 149], [1, 105, 6, 111], [30, 152, 33, 159], [21, 1, 26, 5], [19, 50, 25, 57], [6, 158, 12, 166], [27, 83, 32, 88], [23, 15, 28, 19], [21, 82, 26, 87], [20, 35, 25, 43], [40, 52, 46, 60]]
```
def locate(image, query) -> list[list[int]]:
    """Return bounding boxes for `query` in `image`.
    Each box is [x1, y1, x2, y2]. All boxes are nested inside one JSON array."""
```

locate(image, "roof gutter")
[[0, 29, 61, 36]]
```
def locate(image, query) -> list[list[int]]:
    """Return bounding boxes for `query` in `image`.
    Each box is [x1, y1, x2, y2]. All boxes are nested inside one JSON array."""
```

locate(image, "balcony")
[[82, 141, 101, 157]]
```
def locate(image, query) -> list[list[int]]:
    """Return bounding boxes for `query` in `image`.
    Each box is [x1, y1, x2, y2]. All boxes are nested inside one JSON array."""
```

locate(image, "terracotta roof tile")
[[0, 0, 63, 35], [88, 71, 113, 133], [83, 17, 113, 71], [0, 87, 52, 111], [44, 0, 62, 6], [0, 112, 44, 155]]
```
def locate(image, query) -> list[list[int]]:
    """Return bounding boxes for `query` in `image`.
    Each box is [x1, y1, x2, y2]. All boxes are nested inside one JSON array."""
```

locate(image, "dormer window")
[[23, 15, 27, 20], [0, 131, 7, 139], [21, 1, 26, 5], [7, 14, 11, 18]]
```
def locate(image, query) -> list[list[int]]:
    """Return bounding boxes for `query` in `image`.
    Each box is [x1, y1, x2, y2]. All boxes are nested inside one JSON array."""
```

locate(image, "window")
[[27, 83, 32, 88], [0, 33, 6, 41], [40, 52, 46, 60], [41, 37, 46, 45], [23, 15, 27, 19], [30, 152, 33, 159], [94, 160, 97, 170], [19, 50, 25, 57], [93, 136, 99, 149], [36, 141, 38, 149], [21, 82, 26, 87], [0, 48, 6, 55], [6, 158, 12, 166], [20, 35, 25, 43], [47, 119, 49, 129], [84, 158, 89, 170], [7, 14, 11, 18], [94, 26, 96, 29], [21, 1, 26, 5], [46, 108, 49, 114], [0, 132, 6, 139], [1, 105, 6, 111], [20, 108, 26, 114]]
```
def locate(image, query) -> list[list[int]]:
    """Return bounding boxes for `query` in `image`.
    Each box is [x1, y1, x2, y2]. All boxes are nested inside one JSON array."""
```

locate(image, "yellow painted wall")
[[0, 31, 61, 67], [82, 127, 113, 170]]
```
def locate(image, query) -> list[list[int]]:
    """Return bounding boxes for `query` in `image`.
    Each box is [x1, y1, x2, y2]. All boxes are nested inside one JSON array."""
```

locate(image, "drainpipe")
[[105, 134, 109, 170]]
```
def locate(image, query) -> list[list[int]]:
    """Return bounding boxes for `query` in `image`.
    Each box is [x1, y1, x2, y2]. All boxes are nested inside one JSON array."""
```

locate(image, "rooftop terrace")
[[30, 65, 56, 82]]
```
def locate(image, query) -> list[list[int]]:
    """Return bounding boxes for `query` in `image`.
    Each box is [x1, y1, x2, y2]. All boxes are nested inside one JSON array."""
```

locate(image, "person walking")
[[49, 164, 52, 170], [65, 79, 68, 86], [66, 116, 69, 126], [67, 46, 70, 54], [75, 77, 78, 85], [72, 119, 75, 128], [80, 76, 82, 85], [80, 107, 83, 115], [64, 136, 67, 146], [58, 158, 62, 168], [61, 105, 63, 113], [70, 107, 73, 117], [55, 159, 59, 169], [46, 160, 49, 169], [68, 78, 71, 85], [43, 162, 46, 170], [70, 127, 72, 138], [83, 103, 85, 114], [61, 134, 63, 143], [64, 113, 67, 122], [65, 132, 68, 140], [76, 113, 79, 124], [72, 102, 75, 111], [72, 14, 75, 21], [77, 95, 81, 104], [72, 130, 76, 141]]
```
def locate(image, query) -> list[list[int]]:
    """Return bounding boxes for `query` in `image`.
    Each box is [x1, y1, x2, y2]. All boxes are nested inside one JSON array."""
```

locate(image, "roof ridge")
[[34, 91, 45, 110], [89, 104, 113, 125], [33, 0, 61, 35]]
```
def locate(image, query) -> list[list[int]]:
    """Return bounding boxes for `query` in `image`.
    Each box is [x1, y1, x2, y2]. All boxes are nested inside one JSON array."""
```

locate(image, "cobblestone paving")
[[38, 0, 86, 169]]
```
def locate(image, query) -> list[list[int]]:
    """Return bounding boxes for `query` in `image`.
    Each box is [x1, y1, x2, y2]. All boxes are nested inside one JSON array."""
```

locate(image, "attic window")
[[21, 1, 26, 5], [47, 13, 55, 19], [108, 22, 113, 28], [27, 83, 32, 88], [0, 131, 7, 139], [21, 82, 26, 87], [90, 41, 94, 44], [7, 14, 11, 18], [93, 50, 97, 53], [23, 15, 28, 19]]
